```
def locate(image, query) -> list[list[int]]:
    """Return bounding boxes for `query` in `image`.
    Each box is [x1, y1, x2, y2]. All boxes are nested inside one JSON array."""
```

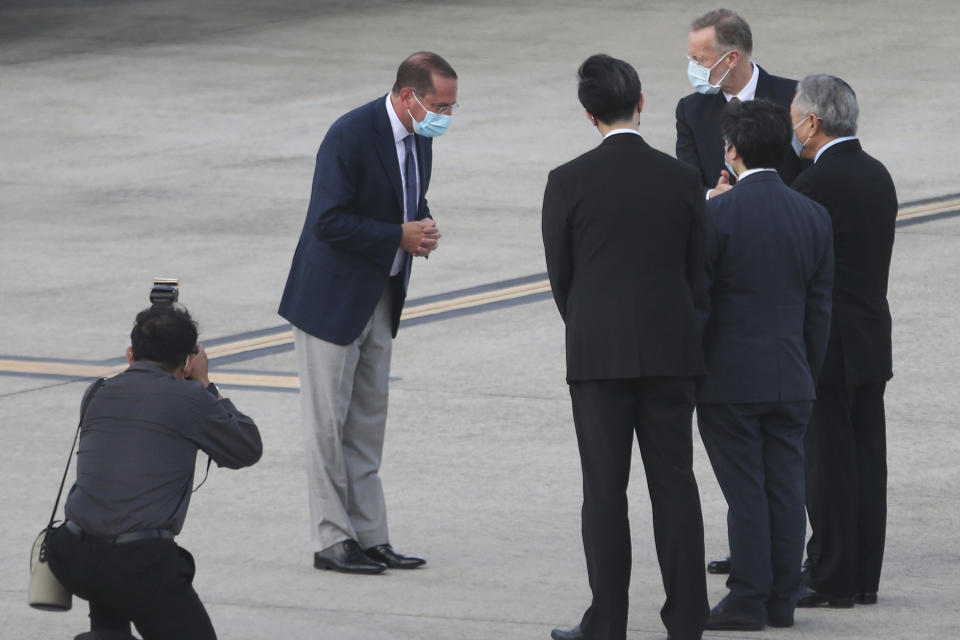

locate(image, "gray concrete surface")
[[2, 1, 959, 638]]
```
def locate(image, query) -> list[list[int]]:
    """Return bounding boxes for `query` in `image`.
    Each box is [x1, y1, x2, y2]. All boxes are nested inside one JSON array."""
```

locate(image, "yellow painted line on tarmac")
[[2, 194, 956, 390], [896, 196, 960, 221], [0, 279, 553, 389]]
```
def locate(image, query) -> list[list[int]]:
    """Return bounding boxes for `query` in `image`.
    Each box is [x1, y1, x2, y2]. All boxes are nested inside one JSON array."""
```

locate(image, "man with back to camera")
[[45, 303, 263, 640], [696, 99, 834, 631], [543, 53, 710, 640], [789, 75, 897, 609], [278, 52, 457, 574], [677, 8, 803, 203]]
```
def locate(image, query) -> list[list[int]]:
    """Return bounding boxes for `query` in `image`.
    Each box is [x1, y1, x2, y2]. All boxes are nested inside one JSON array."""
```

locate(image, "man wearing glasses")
[[279, 51, 457, 575], [676, 8, 802, 201]]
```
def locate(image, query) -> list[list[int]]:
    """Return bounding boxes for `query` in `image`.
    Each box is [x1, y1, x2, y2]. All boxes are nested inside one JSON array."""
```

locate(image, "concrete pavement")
[[2, 1, 959, 638]]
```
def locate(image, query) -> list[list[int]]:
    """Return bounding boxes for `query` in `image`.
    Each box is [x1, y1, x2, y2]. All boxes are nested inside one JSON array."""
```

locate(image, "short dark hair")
[[721, 99, 791, 170], [391, 51, 457, 97], [691, 8, 753, 56], [130, 304, 198, 372], [577, 54, 642, 125]]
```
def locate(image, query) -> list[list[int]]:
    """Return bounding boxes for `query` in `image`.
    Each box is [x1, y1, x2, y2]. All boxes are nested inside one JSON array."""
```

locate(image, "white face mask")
[[687, 50, 732, 95]]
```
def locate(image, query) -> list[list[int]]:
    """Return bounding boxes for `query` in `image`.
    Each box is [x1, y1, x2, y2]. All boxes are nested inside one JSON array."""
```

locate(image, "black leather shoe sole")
[[550, 625, 585, 640], [707, 558, 731, 574], [313, 553, 386, 574], [856, 592, 878, 605], [767, 614, 794, 628]]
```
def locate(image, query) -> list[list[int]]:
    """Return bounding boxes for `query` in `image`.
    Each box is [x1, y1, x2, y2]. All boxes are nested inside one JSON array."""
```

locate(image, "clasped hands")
[[401, 219, 441, 258]]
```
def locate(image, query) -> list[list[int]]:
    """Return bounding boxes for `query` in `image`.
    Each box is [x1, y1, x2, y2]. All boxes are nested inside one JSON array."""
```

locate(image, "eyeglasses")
[[686, 50, 732, 69], [411, 90, 459, 116]]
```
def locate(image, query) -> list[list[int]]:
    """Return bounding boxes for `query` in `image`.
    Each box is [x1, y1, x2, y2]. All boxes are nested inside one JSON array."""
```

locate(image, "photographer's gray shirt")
[[64, 361, 262, 536]]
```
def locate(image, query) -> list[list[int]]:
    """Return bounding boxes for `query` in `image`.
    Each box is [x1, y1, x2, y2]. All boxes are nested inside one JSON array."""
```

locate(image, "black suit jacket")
[[675, 65, 803, 188], [542, 133, 708, 382], [698, 171, 834, 403], [791, 139, 897, 386]]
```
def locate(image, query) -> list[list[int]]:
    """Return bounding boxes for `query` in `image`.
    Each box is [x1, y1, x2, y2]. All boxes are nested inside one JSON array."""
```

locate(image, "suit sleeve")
[[686, 179, 709, 323], [309, 126, 403, 264], [542, 170, 573, 320], [804, 209, 835, 383], [675, 99, 704, 185]]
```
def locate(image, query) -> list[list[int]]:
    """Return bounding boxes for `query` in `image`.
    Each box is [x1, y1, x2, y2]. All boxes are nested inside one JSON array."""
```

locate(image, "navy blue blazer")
[[698, 171, 834, 403], [676, 66, 803, 188], [278, 95, 432, 345]]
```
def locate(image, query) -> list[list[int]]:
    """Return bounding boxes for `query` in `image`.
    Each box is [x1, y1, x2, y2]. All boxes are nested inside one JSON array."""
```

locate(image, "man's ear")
[[584, 109, 598, 127], [637, 93, 645, 114], [125, 346, 134, 364]]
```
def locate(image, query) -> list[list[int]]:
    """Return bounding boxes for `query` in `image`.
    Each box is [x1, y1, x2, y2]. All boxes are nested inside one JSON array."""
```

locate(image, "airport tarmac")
[[2, 1, 959, 638]]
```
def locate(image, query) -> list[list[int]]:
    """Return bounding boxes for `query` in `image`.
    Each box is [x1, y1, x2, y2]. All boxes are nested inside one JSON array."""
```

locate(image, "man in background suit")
[[697, 99, 833, 631], [543, 54, 709, 640], [677, 8, 802, 201], [790, 75, 897, 609], [278, 52, 457, 574]]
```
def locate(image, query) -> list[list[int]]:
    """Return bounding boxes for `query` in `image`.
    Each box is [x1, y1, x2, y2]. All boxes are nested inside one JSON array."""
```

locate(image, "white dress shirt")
[[385, 94, 419, 276], [603, 128, 642, 139], [724, 62, 759, 103]]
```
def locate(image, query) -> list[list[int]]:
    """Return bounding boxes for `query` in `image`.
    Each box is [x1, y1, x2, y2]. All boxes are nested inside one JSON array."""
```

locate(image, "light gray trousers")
[[293, 289, 393, 551]]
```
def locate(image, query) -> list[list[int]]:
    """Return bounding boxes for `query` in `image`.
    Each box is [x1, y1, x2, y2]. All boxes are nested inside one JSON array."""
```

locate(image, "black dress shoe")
[[550, 625, 584, 640], [796, 586, 855, 608], [314, 540, 386, 574], [767, 612, 794, 628], [707, 556, 730, 574], [704, 606, 764, 631], [364, 543, 425, 569], [856, 592, 878, 605]]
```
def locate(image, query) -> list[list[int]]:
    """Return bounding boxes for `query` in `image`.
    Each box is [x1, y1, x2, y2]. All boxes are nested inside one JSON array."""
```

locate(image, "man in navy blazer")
[[676, 9, 803, 199], [278, 52, 457, 574], [697, 100, 833, 631], [790, 75, 897, 609]]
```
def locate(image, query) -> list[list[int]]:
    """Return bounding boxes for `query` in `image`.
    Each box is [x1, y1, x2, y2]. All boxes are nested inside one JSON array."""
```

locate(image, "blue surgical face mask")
[[792, 114, 812, 157], [687, 51, 732, 95], [409, 92, 452, 137]]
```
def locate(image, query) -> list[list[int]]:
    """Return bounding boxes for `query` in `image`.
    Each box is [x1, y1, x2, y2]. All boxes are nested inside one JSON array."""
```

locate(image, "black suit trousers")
[[804, 383, 887, 596], [697, 401, 811, 623], [46, 525, 216, 640], [569, 377, 708, 640]]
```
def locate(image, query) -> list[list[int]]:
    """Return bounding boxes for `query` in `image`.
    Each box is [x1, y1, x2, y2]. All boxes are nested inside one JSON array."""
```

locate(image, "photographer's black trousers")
[[46, 524, 216, 640]]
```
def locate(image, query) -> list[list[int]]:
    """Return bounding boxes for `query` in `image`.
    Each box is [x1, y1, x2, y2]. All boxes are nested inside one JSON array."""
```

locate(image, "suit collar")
[[600, 131, 648, 146], [734, 169, 782, 187], [815, 137, 862, 163]]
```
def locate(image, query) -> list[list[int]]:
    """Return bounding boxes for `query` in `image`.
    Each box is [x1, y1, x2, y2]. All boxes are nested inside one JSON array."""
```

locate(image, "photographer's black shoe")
[[314, 540, 386, 574]]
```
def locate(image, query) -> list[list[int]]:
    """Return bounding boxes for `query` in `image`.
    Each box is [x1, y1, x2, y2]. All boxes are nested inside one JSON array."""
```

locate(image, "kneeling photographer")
[[45, 302, 263, 640]]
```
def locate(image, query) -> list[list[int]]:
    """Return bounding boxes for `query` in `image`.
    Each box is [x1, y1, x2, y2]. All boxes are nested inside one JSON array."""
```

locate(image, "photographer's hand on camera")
[[185, 343, 221, 399]]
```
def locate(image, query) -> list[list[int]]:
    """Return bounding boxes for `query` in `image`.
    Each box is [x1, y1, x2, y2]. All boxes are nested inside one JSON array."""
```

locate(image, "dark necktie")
[[403, 135, 418, 221], [729, 96, 740, 103]]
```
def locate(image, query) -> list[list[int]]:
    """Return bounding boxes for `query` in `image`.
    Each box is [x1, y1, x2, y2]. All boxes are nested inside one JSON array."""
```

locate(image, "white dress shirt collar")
[[603, 128, 642, 139], [736, 167, 777, 181], [724, 61, 759, 102], [385, 93, 411, 144], [814, 136, 858, 163]]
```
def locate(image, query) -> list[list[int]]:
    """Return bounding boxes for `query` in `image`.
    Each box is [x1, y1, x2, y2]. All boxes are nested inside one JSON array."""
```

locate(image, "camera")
[[149, 278, 180, 305]]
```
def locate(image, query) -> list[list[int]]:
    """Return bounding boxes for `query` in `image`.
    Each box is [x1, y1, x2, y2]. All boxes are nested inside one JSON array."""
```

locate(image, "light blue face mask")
[[687, 51, 732, 95], [723, 144, 738, 180], [409, 92, 452, 137], [792, 114, 812, 157]]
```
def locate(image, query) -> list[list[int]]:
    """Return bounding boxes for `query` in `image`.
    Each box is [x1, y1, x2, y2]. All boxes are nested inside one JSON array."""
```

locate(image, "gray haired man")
[[789, 75, 897, 609]]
